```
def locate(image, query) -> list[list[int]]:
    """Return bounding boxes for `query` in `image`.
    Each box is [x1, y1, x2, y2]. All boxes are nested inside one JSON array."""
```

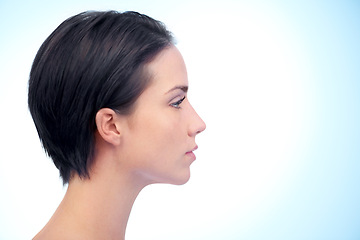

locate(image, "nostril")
[[195, 122, 206, 135], [199, 120, 206, 133]]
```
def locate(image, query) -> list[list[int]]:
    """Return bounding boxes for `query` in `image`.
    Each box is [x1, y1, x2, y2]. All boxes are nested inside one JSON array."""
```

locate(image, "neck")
[[63, 175, 143, 239], [34, 159, 147, 240]]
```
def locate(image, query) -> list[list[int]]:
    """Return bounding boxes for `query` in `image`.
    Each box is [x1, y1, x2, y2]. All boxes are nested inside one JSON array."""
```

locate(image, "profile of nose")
[[196, 117, 206, 134], [188, 108, 206, 137]]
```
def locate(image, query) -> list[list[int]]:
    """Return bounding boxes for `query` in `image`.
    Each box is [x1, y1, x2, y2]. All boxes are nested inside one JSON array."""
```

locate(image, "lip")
[[185, 145, 198, 161], [186, 145, 198, 154]]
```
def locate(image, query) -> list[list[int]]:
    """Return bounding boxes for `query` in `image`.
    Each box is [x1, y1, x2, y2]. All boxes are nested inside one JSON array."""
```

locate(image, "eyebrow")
[[165, 85, 188, 94]]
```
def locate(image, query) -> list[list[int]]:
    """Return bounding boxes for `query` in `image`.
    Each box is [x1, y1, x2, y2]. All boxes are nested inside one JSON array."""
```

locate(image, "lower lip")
[[186, 151, 196, 161]]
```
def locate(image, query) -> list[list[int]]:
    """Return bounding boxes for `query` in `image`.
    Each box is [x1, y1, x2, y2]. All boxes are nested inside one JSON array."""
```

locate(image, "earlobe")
[[95, 108, 122, 146]]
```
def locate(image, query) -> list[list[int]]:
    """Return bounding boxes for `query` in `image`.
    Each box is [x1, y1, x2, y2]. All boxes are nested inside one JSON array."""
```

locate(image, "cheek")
[[126, 109, 188, 183], [139, 111, 183, 158]]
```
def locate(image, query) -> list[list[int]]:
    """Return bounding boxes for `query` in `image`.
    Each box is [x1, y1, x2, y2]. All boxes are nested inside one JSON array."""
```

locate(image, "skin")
[[33, 45, 206, 240]]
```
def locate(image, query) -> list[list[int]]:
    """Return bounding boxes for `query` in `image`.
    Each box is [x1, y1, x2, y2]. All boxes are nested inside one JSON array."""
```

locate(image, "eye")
[[170, 96, 186, 109]]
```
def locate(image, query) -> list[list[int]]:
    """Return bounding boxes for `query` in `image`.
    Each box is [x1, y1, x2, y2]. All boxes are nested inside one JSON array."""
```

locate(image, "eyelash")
[[170, 96, 186, 109]]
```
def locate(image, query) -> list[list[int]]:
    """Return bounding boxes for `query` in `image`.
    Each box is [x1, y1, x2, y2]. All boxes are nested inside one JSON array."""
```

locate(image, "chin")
[[147, 167, 192, 185], [168, 171, 191, 185]]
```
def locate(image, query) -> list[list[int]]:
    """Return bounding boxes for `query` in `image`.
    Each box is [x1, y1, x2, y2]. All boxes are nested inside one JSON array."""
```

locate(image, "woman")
[[28, 10, 205, 240]]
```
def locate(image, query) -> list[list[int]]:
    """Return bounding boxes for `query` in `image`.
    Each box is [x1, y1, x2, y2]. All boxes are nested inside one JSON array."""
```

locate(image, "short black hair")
[[28, 11, 174, 184]]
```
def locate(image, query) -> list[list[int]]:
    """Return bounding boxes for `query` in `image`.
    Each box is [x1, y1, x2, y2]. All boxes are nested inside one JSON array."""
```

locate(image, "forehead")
[[145, 45, 188, 92]]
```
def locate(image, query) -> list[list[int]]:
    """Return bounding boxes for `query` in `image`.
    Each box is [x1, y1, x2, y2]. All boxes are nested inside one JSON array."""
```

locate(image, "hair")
[[28, 10, 174, 184]]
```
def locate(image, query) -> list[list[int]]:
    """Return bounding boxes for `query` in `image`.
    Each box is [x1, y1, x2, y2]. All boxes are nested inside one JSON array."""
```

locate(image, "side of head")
[[28, 11, 173, 184]]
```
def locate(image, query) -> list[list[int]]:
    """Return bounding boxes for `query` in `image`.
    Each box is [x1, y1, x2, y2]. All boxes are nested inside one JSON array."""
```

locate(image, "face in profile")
[[29, 11, 204, 240], [119, 45, 206, 186]]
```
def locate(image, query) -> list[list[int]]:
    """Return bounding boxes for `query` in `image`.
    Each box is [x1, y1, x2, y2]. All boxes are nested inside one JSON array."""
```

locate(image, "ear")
[[95, 108, 122, 146]]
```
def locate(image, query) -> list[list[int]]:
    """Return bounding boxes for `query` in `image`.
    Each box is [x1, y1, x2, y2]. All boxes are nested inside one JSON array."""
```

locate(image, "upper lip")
[[187, 145, 198, 153]]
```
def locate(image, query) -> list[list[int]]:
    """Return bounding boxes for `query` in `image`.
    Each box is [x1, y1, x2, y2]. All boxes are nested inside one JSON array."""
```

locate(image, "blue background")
[[0, 0, 359, 239]]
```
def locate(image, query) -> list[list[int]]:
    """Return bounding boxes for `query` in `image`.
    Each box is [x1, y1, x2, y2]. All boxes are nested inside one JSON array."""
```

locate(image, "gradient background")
[[0, 0, 359, 239]]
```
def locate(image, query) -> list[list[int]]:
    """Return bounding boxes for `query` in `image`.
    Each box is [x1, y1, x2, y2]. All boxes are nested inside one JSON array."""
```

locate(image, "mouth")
[[185, 145, 198, 161], [186, 145, 198, 154]]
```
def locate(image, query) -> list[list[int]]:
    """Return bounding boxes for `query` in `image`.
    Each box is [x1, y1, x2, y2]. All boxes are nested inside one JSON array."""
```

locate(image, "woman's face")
[[121, 45, 206, 185]]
